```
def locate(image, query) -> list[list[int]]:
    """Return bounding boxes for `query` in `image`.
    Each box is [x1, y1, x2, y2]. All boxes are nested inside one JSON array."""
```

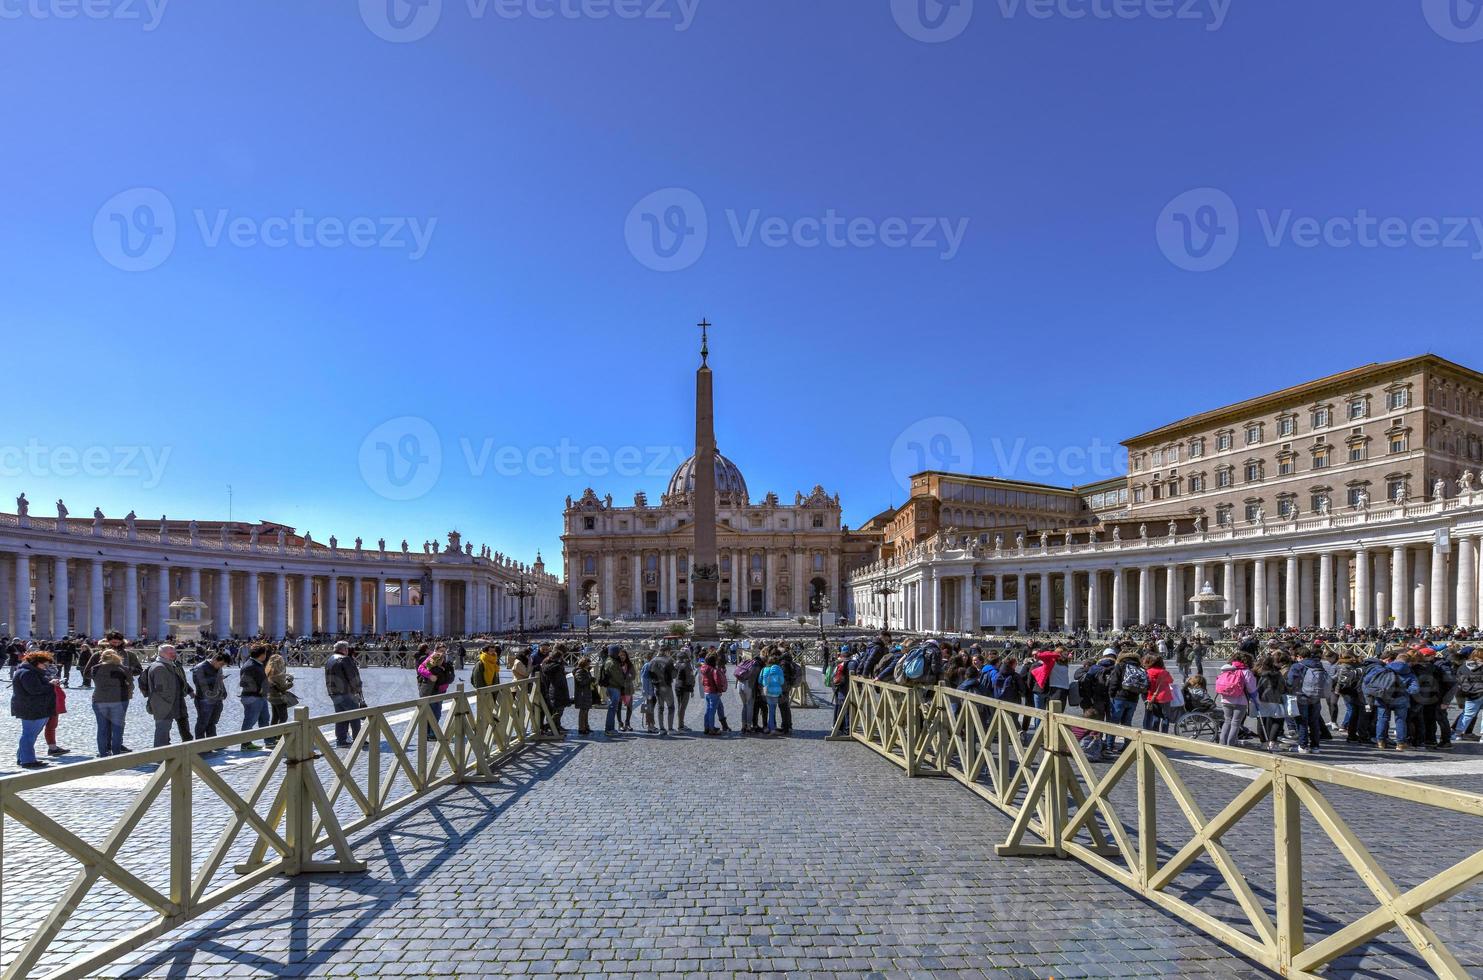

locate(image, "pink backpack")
[[1215, 667, 1247, 699]]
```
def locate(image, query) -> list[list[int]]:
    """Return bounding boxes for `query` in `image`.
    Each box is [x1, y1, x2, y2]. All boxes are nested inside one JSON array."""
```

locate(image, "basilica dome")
[[667, 450, 749, 502]]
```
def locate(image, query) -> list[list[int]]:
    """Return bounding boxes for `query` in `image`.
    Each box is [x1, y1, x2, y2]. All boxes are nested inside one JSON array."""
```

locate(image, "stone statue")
[[1194, 515, 1205, 534], [16, 493, 27, 518], [276, 529, 286, 551], [160, 515, 169, 541], [465, 542, 473, 556], [56, 498, 68, 522], [1139, 523, 1148, 540], [1433, 478, 1446, 501], [1317, 497, 1330, 515], [1015, 532, 1025, 550], [1396, 484, 1411, 506], [378, 537, 386, 553], [124, 510, 136, 536], [249, 526, 260, 549], [93, 507, 104, 534], [329, 535, 338, 552], [1167, 520, 1177, 537], [1113, 526, 1122, 543], [188, 520, 199, 545], [1462, 471, 1476, 494], [401, 539, 409, 554], [994, 534, 1003, 552], [604, 494, 612, 508], [1254, 505, 1266, 524], [1355, 488, 1369, 509], [355, 536, 363, 553], [304, 531, 313, 549]]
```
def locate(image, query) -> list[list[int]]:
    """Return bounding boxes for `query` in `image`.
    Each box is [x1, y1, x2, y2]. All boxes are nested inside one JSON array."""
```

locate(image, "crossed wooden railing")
[[830, 677, 1483, 978], [0, 678, 555, 980]]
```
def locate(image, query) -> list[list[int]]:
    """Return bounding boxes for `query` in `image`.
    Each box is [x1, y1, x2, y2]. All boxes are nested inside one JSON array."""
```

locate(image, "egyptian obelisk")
[[690, 319, 720, 641]]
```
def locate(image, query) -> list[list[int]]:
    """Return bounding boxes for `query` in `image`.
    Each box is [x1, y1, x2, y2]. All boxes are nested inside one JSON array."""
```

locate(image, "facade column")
[[1138, 565, 1153, 626], [1374, 550, 1391, 628], [1086, 570, 1101, 633], [1414, 548, 1431, 629], [52, 557, 69, 638], [298, 574, 314, 636], [347, 577, 362, 634], [1016, 572, 1028, 632], [464, 576, 476, 636], [326, 574, 340, 633], [1038, 571, 1051, 632], [964, 574, 976, 632], [1354, 550, 1371, 629], [1164, 563, 1179, 628], [1318, 552, 1335, 629], [243, 570, 260, 637], [123, 562, 139, 639], [272, 572, 287, 639], [1335, 554, 1351, 627], [159, 564, 175, 640], [1431, 538, 1450, 627], [1458, 536, 1478, 629], [187, 566, 202, 601], [0, 557, 9, 638], [1266, 561, 1281, 628], [1294, 556, 1310, 628], [428, 577, 442, 634], [13, 554, 30, 640], [1252, 558, 1268, 629], [90, 559, 107, 638], [1223, 559, 1238, 623], [1111, 569, 1124, 630], [379, 577, 391, 633], [1392, 546, 1411, 629], [34, 561, 51, 639], [216, 570, 232, 637], [1063, 571, 1076, 632]]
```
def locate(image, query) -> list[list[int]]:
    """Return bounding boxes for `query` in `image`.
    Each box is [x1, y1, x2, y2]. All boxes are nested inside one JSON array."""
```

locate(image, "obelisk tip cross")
[[698, 317, 711, 367]]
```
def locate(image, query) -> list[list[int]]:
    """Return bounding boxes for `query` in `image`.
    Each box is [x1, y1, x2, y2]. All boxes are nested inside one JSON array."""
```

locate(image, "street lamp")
[[872, 577, 900, 630], [577, 591, 597, 643], [509, 573, 538, 641]]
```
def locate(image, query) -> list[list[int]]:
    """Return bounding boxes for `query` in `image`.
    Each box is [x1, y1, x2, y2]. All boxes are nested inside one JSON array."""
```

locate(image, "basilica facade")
[[561, 452, 878, 621]]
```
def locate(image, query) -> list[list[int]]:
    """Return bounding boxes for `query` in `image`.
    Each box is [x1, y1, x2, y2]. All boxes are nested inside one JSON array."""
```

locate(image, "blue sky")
[[3, 0, 1482, 566]]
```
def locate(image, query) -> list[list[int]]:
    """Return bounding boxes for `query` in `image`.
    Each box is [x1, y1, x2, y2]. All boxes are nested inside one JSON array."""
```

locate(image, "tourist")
[[1331, 652, 1367, 743], [325, 641, 366, 748], [648, 646, 675, 734], [778, 649, 798, 735], [1214, 652, 1257, 746], [1102, 647, 1147, 752], [1285, 646, 1329, 754], [1411, 646, 1453, 751], [417, 647, 456, 738], [617, 648, 637, 731], [43, 675, 69, 758], [143, 644, 193, 748], [735, 647, 760, 733], [11, 650, 58, 769], [572, 655, 598, 736], [265, 653, 297, 746], [191, 652, 230, 741], [600, 645, 625, 737], [1070, 705, 1107, 762], [1253, 654, 1289, 752], [639, 656, 658, 733], [511, 648, 530, 682], [673, 649, 696, 731], [1452, 648, 1483, 741], [539, 650, 570, 735], [700, 648, 730, 736], [92, 649, 134, 756], [1141, 655, 1175, 733], [1031, 645, 1073, 713], [55, 637, 76, 687], [760, 655, 786, 735], [472, 643, 503, 690], [830, 646, 852, 729], [239, 644, 271, 750]]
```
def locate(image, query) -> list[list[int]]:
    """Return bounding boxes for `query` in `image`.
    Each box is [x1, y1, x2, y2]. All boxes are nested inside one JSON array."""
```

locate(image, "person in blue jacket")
[[11, 650, 59, 769]]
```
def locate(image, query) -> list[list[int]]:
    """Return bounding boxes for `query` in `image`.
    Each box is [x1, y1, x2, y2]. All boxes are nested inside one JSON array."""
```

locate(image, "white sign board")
[[980, 600, 1019, 629], [385, 605, 426, 634]]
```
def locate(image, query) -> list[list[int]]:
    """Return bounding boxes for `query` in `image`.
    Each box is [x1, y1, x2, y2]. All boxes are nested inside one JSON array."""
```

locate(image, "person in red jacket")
[[700, 648, 731, 736], [1142, 655, 1175, 733]]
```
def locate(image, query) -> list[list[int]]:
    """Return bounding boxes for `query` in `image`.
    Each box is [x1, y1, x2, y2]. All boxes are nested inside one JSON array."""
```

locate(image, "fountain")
[[165, 596, 213, 643], [1181, 581, 1234, 638]]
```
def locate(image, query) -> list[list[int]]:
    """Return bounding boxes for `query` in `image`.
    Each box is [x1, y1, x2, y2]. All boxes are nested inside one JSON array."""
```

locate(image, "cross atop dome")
[[698, 317, 710, 367]]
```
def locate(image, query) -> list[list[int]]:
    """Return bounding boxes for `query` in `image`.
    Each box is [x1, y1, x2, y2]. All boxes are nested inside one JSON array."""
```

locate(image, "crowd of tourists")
[[824, 629, 1483, 760]]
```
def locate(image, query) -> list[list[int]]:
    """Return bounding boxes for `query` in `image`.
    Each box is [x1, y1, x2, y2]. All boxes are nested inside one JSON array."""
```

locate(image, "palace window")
[[1388, 388, 1410, 411], [1349, 398, 1367, 420], [813, 553, 825, 571], [750, 516, 763, 528], [1390, 432, 1409, 454], [645, 518, 658, 529], [1348, 486, 1368, 508], [1217, 431, 1233, 452], [1133, 486, 1146, 504], [1190, 437, 1206, 458], [1311, 490, 1331, 513], [812, 514, 824, 528], [1349, 441, 1367, 463], [1245, 461, 1263, 482], [1246, 424, 1263, 446], [1168, 445, 1180, 463], [1313, 446, 1331, 469], [1152, 449, 1163, 466], [1277, 496, 1295, 519], [1313, 406, 1331, 429], [1166, 479, 1180, 498], [1245, 501, 1262, 523], [1388, 477, 1407, 502], [1216, 505, 1233, 527], [1190, 474, 1206, 493], [1278, 416, 1296, 437], [1277, 453, 1296, 477], [583, 516, 595, 530]]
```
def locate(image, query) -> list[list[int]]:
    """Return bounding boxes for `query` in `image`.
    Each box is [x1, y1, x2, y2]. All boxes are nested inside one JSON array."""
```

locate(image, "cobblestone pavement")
[[3, 670, 1482, 978]]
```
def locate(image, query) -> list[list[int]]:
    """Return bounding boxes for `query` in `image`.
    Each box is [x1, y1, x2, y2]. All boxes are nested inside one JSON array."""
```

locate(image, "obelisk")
[[690, 318, 720, 641]]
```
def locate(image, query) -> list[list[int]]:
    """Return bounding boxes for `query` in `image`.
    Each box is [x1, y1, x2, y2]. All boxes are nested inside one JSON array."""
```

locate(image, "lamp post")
[[577, 591, 597, 644], [509, 574, 537, 641], [872, 577, 900, 631]]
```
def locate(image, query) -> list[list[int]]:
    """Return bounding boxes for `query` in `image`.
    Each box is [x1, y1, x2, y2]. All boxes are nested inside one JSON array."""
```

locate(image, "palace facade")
[[849, 354, 1483, 633]]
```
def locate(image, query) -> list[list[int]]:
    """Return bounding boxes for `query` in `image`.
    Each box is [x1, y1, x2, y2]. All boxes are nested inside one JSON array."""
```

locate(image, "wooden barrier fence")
[[0, 678, 556, 980], [830, 676, 1483, 978]]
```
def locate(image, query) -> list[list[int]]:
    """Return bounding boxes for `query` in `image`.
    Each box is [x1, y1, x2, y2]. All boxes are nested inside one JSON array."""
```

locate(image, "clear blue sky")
[[3, 0, 1481, 566]]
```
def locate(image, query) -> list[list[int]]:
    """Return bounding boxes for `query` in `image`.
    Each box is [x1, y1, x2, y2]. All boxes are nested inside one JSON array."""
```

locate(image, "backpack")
[[1296, 663, 1325, 702], [1457, 663, 1483, 699], [1361, 665, 1400, 702], [899, 648, 928, 682], [762, 666, 784, 699], [975, 665, 998, 698], [1077, 665, 1108, 705], [1215, 667, 1247, 700], [1117, 663, 1149, 696], [1412, 663, 1440, 706], [993, 670, 1021, 701], [832, 661, 848, 687], [675, 662, 695, 692], [1333, 663, 1361, 696]]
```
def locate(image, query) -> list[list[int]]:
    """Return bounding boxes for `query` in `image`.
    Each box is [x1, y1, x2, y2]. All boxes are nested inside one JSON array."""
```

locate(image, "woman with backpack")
[[416, 647, 455, 738], [1332, 652, 1368, 743], [760, 655, 786, 735], [700, 649, 729, 736], [616, 649, 637, 732], [734, 649, 760, 734], [1253, 655, 1289, 752], [1214, 655, 1257, 746]]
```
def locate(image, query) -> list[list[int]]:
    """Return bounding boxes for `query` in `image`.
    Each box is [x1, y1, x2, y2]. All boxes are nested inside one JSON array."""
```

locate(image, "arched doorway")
[[809, 577, 829, 613]]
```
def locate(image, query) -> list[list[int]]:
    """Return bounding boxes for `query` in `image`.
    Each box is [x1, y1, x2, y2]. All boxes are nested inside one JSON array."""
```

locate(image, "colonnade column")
[[1318, 553, 1335, 629], [1111, 569, 1124, 630], [34, 561, 51, 638], [1414, 548, 1431, 629], [187, 567, 202, 601], [243, 570, 259, 637], [13, 554, 30, 640], [1374, 550, 1392, 628], [1335, 554, 1351, 627], [1224, 559, 1239, 623], [1063, 571, 1076, 632], [296, 574, 312, 636], [1137, 565, 1152, 626], [272, 572, 287, 639], [1015, 572, 1028, 632], [0, 558, 10, 637], [1165, 563, 1179, 628], [1037, 571, 1050, 632], [1354, 550, 1372, 629], [1252, 558, 1268, 629], [123, 562, 139, 638], [88, 558, 106, 638], [1284, 554, 1299, 628], [1298, 557, 1315, 627], [1432, 538, 1450, 627], [464, 577, 475, 636], [378, 578, 390, 633], [217, 570, 232, 637], [347, 577, 362, 634], [52, 557, 69, 638], [326, 574, 340, 633], [1459, 536, 1479, 629]]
